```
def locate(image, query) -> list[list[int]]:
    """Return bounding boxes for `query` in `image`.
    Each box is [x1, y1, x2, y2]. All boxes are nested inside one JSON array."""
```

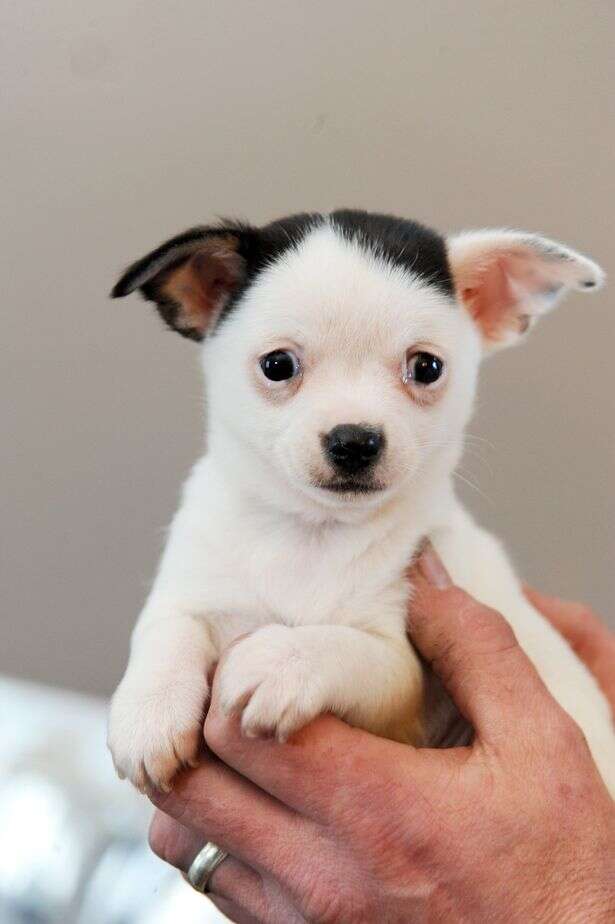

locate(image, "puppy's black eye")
[[260, 350, 300, 382], [404, 351, 444, 386]]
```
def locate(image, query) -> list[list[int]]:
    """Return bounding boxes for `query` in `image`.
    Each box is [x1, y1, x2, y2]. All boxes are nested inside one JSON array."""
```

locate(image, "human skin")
[[148, 548, 615, 923]]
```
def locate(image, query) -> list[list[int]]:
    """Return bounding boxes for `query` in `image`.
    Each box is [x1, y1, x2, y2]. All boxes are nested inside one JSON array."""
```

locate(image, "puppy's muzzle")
[[322, 424, 385, 476]]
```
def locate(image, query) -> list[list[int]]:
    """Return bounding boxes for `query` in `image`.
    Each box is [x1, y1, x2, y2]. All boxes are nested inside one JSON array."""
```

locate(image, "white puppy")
[[108, 210, 615, 795]]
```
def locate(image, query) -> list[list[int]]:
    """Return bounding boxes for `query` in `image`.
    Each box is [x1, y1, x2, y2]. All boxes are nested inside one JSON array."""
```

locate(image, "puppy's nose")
[[323, 424, 384, 475]]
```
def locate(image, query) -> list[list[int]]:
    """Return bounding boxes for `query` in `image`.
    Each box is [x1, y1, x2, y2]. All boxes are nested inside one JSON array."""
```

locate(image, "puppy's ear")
[[447, 230, 604, 350], [111, 225, 252, 340]]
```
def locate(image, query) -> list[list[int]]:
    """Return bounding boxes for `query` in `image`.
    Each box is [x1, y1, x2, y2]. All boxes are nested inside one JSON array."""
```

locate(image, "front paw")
[[218, 625, 326, 740], [108, 671, 208, 792]]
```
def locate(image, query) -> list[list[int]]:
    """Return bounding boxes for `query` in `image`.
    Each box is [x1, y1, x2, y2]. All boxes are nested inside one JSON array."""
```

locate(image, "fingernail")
[[416, 541, 452, 589]]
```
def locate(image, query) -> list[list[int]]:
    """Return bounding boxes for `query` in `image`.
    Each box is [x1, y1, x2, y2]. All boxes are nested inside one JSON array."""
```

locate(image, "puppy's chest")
[[213, 515, 408, 631]]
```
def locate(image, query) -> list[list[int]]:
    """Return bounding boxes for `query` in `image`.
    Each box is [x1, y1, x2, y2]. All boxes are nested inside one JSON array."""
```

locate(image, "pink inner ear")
[[160, 238, 244, 334], [450, 230, 602, 347], [461, 250, 562, 342], [463, 256, 521, 342], [191, 251, 238, 304]]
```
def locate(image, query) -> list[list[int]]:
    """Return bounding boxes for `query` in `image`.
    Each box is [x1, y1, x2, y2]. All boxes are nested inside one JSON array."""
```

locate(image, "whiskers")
[[452, 468, 493, 505], [413, 431, 496, 506], [455, 432, 495, 505]]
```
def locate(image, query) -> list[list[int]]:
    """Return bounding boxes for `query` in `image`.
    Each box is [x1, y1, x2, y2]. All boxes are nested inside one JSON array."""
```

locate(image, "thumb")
[[407, 544, 552, 744]]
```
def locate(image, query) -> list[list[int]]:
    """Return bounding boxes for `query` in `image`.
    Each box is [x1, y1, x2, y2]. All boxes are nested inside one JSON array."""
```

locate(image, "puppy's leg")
[[434, 505, 615, 796], [108, 608, 217, 792], [218, 621, 423, 744]]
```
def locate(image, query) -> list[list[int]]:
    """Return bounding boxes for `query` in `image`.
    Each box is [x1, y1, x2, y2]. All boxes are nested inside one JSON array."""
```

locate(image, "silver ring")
[[186, 841, 229, 894]]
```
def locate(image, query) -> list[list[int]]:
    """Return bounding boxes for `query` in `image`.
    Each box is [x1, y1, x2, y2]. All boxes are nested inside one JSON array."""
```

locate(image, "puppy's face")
[[113, 210, 603, 515], [207, 224, 478, 510]]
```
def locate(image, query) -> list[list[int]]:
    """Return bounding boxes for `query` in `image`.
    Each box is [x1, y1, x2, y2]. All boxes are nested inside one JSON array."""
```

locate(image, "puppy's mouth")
[[315, 477, 386, 495]]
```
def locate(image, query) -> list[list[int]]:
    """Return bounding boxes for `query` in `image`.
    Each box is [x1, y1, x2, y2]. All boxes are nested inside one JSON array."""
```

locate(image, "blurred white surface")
[[0, 677, 226, 924]]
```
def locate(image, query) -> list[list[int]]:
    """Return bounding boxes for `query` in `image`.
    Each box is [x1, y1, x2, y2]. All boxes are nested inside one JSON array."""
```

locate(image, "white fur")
[[108, 223, 615, 795]]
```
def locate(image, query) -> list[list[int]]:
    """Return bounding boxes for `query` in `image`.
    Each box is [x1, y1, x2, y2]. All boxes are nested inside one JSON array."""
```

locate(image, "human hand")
[[524, 585, 615, 719], [148, 547, 615, 923]]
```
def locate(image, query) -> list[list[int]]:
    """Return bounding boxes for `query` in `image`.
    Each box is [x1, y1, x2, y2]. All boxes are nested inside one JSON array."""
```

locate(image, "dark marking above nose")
[[322, 424, 385, 475]]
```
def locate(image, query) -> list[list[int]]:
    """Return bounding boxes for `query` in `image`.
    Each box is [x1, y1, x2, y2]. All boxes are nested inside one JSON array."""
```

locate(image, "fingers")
[[203, 676, 459, 842], [147, 754, 342, 905], [149, 810, 304, 923], [408, 545, 553, 742], [524, 586, 615, 718], [208, 857, 266, 915], [204, 673, 379, 823], [149, 810, 203, 869], [208, 897, 260, 924], [210, 858, 306, 924]]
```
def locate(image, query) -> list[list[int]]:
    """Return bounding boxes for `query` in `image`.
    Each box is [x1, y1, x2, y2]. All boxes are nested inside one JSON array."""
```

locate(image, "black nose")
[[323, 424, 385, 475]]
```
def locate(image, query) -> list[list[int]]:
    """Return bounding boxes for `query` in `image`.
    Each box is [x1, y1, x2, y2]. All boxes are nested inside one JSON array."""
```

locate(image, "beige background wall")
[[2, 1, 614, 696]]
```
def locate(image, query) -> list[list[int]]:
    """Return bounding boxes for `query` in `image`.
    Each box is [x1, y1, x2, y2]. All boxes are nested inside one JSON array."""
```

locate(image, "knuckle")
[[302, 883, 374, 924], [430, 590, 519, 675], [437, 588, 515, 646], [437, 586, 470, 614], [553, 710, 590, 754], [203, 708, 232, 755], [461, 602, 517, 654], [147, 813, 172, 863]]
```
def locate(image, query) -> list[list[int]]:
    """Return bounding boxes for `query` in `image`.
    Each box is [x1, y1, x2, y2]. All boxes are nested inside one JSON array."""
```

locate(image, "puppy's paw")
[[108, 671, 208, 792], [218, 625, 326, 740]]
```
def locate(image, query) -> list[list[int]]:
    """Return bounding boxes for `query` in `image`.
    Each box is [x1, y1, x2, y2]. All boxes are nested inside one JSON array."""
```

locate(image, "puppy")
[[108, 210, 615, 795]]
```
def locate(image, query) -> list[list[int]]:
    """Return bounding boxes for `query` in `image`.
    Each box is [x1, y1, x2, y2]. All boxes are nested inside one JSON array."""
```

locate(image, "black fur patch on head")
[[217, 210, 454, 327], [330, 209, 454, 297], [111, 210, 453, 340], [214, 213, 324, 326]]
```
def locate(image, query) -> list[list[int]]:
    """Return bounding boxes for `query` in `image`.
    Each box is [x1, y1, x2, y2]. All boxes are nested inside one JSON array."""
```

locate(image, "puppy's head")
[[113, 211, 603, 514]]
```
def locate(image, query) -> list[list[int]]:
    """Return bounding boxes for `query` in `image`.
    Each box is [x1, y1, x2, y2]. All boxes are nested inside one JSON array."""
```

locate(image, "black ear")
[[111, 225, 252, 340]]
